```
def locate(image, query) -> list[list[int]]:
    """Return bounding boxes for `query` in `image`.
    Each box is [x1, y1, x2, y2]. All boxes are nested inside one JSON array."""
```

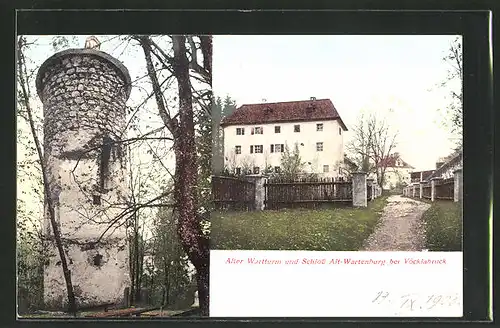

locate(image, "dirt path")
[[362, 195, 431, 251]]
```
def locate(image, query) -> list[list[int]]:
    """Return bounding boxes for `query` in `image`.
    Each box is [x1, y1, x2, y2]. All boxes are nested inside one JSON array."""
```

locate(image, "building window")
[[274, 166, 281, 173], [316, 142, 323, 151], [275, 126, 281, 133], [251, 126, 263, 135], [317, 123, 323, 131], [270, 144, 284, 153], [339, 128, 342, 135], [235, 145, 241, 154], [250, 145, 253, 153], [294, 124, 300, 132], [236, 128, 245, 135], [235, 167, 241, 175], [323, 165, 329, 173], [253, 166, 260, 174], [254, 145, 263, 153]]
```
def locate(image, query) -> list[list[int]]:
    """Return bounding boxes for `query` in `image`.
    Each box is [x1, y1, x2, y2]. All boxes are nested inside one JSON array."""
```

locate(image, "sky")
[[212, 35, 462, 171]]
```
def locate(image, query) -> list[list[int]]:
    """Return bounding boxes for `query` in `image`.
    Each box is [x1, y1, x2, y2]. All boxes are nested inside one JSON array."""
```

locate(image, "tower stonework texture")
[[36, 48, 132, 310]]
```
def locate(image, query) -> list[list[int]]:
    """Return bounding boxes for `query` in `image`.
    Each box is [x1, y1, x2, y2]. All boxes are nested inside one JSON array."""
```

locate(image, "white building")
[[374, 153, 414, 190], [220, 98, 348, 177]]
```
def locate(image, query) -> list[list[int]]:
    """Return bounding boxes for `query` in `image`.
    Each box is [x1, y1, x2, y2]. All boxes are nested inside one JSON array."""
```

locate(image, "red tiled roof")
[[377, 153, 414, 169], [220, 98, 348, 130]]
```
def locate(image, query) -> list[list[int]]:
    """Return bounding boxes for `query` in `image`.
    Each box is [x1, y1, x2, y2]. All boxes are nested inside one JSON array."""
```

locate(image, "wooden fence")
[[212, 176, 256, 211], [264, 177, 353, 210], [422, 184, 431, 199], [434, 178, 454, 200], [406, 178, 454, 201]]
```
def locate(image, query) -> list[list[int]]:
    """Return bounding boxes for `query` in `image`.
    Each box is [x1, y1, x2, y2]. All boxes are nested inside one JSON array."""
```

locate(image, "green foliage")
[[422, 201, 462, 251], [211, 196, 388, 251], [221, 95, 237, 118], [17, 233, 44, 314], [279, 143, 305, 179], [147, 206, 194, 308]]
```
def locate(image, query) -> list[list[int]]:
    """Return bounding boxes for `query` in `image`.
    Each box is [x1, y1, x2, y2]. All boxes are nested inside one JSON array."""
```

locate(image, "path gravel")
[[362, 195, 431, 251]]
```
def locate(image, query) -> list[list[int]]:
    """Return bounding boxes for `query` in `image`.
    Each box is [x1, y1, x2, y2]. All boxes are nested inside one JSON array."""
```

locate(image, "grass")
[[421, 200, 462, 251], [210, 196, 388, 251]]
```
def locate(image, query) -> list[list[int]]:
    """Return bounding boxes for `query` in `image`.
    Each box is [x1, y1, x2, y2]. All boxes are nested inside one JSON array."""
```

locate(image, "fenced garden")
[[211, 195, 389, 251]]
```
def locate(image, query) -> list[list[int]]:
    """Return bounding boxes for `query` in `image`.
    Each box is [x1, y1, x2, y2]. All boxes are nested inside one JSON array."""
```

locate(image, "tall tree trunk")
[[17, 36, 77, 315], [171, 35, 210, 316]]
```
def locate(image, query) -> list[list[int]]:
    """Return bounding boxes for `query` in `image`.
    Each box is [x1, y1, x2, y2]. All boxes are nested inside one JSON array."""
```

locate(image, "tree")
[[346, 112, 398, 187], [151, 203, 193, 308], [213, 95, 237, 175], [137, 35, 211, 315], [440, 37, 463, 145], [279, 142, 305, 179]]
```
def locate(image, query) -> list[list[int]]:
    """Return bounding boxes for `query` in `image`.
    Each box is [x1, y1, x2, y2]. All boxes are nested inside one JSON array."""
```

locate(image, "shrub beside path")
[[362, 195, 431, 251]]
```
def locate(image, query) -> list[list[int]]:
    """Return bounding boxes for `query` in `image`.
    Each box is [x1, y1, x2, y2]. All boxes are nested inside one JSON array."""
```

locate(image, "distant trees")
[[345, 112, 398, 187], [214, 96, 238, 176]]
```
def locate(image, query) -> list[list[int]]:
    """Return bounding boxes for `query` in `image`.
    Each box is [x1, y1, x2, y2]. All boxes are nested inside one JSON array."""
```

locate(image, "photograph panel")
[[210, 35, 463, 317], [16, 34, 211, 318]]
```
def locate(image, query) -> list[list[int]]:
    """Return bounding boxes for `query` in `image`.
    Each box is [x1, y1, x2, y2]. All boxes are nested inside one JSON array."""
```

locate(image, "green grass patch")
[[211, 196, 388, 251], [421, 200, 462, 251]]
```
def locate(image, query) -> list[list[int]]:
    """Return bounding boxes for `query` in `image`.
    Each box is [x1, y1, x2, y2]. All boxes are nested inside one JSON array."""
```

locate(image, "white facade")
[[223, 119, 345, 177], [383, 167, 412, 189]]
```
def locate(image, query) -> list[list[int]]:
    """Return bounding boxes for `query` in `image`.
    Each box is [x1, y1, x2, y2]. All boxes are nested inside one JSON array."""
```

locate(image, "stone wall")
[[36, 49, 132, 310]]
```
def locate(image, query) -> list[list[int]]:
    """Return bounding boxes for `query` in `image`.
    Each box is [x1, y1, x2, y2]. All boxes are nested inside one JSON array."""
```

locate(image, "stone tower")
[[36, 45, 132, 310]]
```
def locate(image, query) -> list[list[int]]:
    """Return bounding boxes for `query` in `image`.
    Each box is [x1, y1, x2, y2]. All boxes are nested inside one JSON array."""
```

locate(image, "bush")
[[422, 201, 462, 251]]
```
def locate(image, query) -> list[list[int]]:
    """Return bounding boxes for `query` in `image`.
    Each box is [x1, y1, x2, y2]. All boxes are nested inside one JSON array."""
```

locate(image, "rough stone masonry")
[[36, 48, 132, 310]]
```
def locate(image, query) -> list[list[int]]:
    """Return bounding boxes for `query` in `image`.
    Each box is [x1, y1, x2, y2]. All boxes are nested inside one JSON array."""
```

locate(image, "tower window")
[[99, 136, 112, 192], [92, 195, 101, 205]]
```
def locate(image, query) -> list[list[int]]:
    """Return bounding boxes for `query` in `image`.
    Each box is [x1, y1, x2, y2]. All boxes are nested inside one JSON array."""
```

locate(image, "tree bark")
[[171, 35, 210, 316]]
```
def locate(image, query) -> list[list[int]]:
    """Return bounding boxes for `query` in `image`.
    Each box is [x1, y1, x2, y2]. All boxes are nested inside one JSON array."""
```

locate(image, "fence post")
[[431, 177, 442, 202], [253, 176, 266, 210], [419, 182, 424, 199], [453, 168, 463, 202], [352, 172, 367, 207], [366, 178, 374, 201]]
